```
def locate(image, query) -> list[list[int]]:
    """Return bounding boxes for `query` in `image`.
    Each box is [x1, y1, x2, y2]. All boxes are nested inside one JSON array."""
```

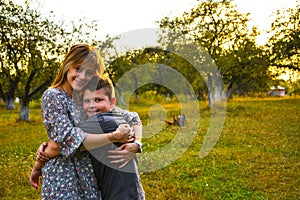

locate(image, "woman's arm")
[[30, 124, 132, 189], [114, 106, 143, 147], [36, 123, 133, 161], [42, 90, 132, 157], [83, 123, 133, 150]]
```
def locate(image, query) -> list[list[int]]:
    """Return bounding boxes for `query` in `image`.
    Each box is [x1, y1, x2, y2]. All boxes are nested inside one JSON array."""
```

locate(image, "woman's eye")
[[86, 70, 94, 77], [83, 99, 90, 103]]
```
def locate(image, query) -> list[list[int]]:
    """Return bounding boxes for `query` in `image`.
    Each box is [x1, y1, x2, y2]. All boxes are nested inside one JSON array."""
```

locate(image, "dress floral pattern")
[[41, 88, 100, 199]]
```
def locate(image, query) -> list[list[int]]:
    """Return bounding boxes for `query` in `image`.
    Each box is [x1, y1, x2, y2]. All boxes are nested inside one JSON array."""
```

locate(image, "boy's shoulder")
[[87, 109, 125, 121]]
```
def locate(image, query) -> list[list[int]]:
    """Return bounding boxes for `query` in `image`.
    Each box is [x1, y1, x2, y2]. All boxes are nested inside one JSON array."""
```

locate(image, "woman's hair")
[[51, 44, 105, 88], [84, 76, 115, 101]]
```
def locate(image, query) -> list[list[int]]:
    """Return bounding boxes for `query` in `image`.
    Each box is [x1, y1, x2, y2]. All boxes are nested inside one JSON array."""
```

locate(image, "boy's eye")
[[94, 99, 101, 103]]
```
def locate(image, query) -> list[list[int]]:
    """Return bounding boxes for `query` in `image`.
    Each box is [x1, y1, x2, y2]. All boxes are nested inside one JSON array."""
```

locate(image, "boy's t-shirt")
[[78, 111, 127, 138], [78, 110, 145, 200]]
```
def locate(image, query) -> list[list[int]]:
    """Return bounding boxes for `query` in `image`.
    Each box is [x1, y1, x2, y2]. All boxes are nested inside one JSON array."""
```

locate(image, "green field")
[[0, 97, 299, 199]]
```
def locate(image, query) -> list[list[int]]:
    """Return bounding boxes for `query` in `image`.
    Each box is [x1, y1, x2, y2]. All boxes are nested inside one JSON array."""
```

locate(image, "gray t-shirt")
[[78, 111, 145, 200]]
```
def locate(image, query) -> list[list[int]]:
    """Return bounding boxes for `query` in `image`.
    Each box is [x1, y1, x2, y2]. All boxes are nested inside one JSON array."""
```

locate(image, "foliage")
[[0, 0, 112, 120], [106, 47, 207, 104], [1, 0, 300, 123], [0, 97, 299, 199], [268, 1, 300, 72], [158, 0, 272, 99], [0, 0, 66, 109], [219, 32, 272, 98]]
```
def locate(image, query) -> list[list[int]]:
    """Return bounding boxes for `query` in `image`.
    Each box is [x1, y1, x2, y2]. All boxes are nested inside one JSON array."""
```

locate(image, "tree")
[[106, 49, 154, 104], [219, 29, 271, 98], [0, 0, 68, 120], [105, 46, 197, 104], [268, 1, 300, 72], [159, 0, 270, 102], [0, 0, 108, 120]]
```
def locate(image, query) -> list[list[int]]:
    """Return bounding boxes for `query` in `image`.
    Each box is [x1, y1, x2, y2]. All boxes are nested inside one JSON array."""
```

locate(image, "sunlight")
[[12, 0, 297, 44], [233, 0, 297, 45]]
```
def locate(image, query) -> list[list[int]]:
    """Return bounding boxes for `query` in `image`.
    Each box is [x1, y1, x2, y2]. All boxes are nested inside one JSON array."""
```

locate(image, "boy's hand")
[[117, 124, 132, 134], [107, 143, 137, 168], [30, 168, 42, 189], [36, 142, 49, 162], [111, 124, 134, 143]]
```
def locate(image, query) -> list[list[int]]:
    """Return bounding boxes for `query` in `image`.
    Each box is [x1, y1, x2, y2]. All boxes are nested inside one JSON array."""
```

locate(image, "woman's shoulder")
[[42, 88, 70, 103], [43, 87, 71, 96], [43, 87, 59, 94]]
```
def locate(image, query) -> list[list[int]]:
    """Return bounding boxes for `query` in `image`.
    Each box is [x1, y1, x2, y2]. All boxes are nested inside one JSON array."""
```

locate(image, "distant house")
[[267, 86, 286, 97]]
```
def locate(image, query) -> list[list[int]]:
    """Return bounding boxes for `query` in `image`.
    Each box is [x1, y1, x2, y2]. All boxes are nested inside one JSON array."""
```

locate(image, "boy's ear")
[[110, 97, 116, 109]]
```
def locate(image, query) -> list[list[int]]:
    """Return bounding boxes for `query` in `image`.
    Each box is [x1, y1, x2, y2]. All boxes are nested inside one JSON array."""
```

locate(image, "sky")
[[13, 0, 298, 44]]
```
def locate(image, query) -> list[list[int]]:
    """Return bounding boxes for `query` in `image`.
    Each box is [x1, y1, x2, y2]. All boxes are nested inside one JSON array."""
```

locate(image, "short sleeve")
[[42, 89, 86, 157], [113, 106, 142, 125]]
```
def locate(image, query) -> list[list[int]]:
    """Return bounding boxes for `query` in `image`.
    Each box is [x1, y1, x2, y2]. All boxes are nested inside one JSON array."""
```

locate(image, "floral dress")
[[41, 88, 100, 199], [40, 88, 142, 199]]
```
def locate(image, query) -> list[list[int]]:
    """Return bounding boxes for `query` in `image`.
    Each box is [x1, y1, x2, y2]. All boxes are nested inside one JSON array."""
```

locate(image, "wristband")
[[134, 140, 143, 153]]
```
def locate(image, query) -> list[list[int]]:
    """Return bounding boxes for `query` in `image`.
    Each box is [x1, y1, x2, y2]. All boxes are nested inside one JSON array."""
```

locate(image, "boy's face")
[[83, 88, 116, 117]]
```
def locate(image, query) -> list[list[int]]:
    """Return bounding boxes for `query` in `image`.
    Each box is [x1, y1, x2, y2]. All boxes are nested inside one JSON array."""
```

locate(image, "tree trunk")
[[215, 86, 221, 102], [227, 87, 233, 100], [19, 99, 30, 121], [134, 90, 139, 103], [131, 72, 139, 103], [115, 86, 127, 106], [214, 68, 224, 102], [19, 68, 35, 121], [207, 73, 214, 109], [1, 79, 19, 110], [5, 96, 15, 110], [226, 76, 237, 100]]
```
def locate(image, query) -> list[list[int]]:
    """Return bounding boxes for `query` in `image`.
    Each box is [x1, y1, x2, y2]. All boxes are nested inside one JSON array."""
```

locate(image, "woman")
[[30, 44, 140, 199]]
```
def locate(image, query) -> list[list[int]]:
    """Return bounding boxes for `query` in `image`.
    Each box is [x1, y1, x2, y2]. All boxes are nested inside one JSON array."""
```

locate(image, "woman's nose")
[[89, 101, 95, 107], [77, 72, 85, 80], [77, 69, 86, 80]]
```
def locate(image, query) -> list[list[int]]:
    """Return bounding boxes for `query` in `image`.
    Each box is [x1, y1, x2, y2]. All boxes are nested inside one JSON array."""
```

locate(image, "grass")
[[0, 97, 299, 199]]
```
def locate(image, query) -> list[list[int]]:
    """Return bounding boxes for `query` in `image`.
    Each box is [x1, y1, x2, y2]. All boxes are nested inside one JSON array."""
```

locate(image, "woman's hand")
[[36, 142, 49, 162], [111, 124, 134, 143], [107, 143, 138, 168]]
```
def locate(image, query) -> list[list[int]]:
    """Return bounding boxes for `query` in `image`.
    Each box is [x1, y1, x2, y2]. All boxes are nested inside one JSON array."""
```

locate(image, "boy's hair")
[[84, 76, 115, 101]]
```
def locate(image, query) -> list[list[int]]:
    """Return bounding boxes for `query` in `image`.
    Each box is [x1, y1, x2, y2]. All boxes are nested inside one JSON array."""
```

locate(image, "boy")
[[31, 76, 145, 200]]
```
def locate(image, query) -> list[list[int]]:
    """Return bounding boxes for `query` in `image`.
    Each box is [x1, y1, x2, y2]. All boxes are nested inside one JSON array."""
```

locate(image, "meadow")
[[0, 96, 299, 199]]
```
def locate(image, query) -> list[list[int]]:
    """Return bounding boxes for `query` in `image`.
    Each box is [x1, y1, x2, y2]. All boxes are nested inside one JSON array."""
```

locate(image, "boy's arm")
[[44, 140, 60, 158], [29, 141, 61, 189], [30, 160, 43, 189], [35, 140, 60, 162], [113, 106, 143, 149]]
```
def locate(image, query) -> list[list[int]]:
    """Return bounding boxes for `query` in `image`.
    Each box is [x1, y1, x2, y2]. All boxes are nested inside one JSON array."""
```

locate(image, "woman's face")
[[66, 64, 96, 91]]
